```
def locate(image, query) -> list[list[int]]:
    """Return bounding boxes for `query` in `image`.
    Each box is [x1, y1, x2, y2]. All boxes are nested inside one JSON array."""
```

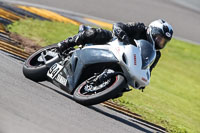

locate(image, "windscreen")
[[137, 40, 156, 69]]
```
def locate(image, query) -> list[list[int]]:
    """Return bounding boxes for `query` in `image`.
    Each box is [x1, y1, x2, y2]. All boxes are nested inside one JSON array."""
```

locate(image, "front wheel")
[[73, 73, 126, 106]]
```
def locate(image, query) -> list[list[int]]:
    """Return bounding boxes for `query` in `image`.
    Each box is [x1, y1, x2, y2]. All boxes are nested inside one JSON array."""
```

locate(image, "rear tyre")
[[73, 74, 126, 106], [23, 44, 61, 82]]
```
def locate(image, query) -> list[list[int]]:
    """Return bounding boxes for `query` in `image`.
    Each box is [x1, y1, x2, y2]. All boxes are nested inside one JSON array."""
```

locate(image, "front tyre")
[[73, 74, 126, 106]]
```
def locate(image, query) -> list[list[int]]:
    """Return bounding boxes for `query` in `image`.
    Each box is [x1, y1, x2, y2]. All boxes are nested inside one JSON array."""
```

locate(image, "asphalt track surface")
[[2, 0, 200, 44], [0, 51, 162, 133], [0, 1, 199, 133]]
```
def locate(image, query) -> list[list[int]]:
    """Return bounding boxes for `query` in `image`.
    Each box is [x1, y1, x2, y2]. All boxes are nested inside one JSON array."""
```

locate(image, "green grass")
[[7, 19, 79, 46], [7, 19, 200, 133]]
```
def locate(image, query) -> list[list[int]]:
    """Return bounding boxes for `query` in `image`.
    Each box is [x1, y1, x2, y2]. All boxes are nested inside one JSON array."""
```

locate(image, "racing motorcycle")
[[23, 36, 156, 106]]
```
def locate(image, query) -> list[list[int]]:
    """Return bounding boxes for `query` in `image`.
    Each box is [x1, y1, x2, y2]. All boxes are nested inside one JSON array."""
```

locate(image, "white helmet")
[[147, 19, 173, 50]]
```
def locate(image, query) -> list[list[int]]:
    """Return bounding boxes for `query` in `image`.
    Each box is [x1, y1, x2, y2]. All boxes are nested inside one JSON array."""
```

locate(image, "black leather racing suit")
[[59, 22, 161, 72]]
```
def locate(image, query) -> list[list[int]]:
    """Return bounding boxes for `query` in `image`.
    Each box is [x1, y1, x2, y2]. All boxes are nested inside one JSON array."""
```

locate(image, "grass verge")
[[7, 19, 200, 133], [7, 19, 79, 46]]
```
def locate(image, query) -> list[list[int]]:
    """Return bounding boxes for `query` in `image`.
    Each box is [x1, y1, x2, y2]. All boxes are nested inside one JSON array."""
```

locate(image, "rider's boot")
[[57, 25, 112, 54], [57, 34, 80, 55], [57, 25, 89, 55]]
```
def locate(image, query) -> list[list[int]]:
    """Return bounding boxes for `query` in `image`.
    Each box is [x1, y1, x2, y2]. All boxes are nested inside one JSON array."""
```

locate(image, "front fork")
[[86, 69, 130, 95]]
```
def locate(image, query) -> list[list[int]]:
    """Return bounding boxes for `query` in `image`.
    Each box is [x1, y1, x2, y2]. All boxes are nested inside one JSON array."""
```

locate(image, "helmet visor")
[[155, 35, 169, 49]]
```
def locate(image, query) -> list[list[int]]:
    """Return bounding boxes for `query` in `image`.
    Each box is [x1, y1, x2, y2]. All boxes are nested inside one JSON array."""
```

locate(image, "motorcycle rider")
[[58, 19, 173, 85]]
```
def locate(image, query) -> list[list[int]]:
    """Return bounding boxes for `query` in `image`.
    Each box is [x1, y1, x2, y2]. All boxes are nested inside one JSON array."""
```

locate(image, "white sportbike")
[[23, 38, 156, 106]]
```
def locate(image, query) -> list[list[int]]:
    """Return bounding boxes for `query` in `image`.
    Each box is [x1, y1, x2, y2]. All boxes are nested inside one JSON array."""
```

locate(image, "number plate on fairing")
[[55, 74, 68, 86], [47, 63, 64, 79]]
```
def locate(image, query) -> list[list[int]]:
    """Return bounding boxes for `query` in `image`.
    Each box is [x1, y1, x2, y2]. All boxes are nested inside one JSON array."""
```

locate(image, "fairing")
[[53, 48, 119, 94]]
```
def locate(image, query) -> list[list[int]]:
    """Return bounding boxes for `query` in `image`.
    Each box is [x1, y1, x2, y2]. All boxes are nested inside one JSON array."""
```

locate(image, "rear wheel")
[[73, 71, 126, 106], [23, 44, 61, 82]]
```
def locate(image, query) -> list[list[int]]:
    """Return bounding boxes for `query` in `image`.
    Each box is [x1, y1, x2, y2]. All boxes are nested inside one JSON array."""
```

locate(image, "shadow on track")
[[38, 82, 159, 133], [88, 106, 156, 133]]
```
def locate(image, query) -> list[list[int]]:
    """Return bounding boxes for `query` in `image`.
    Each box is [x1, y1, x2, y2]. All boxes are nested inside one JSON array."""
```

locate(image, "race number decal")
[[55, 74, 68, 86], [47, 63, 63, 79]]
